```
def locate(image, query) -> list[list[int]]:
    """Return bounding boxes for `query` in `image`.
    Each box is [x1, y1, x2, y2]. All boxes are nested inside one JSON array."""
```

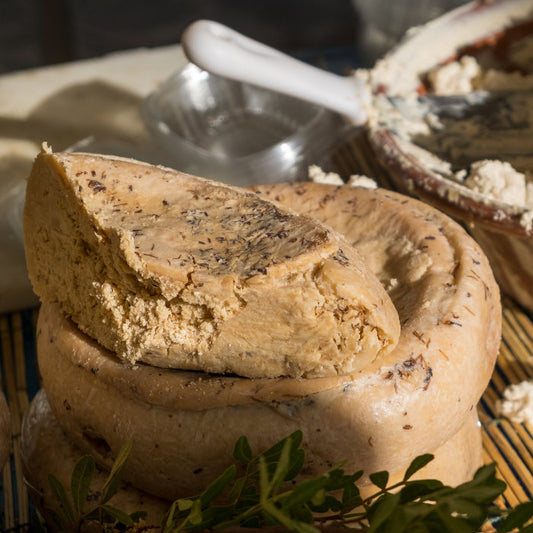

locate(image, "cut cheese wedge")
[[24, 148, 400, 378]]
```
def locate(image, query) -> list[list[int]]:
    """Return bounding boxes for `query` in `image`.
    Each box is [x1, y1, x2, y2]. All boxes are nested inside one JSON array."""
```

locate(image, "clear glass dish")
[[142, 63, 349, 186]]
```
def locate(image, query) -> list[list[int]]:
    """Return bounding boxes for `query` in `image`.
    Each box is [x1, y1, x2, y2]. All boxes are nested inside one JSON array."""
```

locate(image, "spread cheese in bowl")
[[365, 0, 533, 313]]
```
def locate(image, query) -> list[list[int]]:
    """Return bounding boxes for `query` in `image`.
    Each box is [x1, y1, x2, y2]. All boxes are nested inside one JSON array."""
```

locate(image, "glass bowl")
[[142, 63, 348, 186]]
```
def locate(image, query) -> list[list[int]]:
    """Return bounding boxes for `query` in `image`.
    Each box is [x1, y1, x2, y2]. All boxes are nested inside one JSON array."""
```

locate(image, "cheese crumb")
[[428, 56, 482, 94], [41, 141, 53, 154], [384, 277, 399, 292], [462, 160, 531, 207], [308, 165, 377, 189], [521, 210, 533, 232], [498, 380, 533, 425], [347, 174, 378, 189], [308, 165, 344, 185]]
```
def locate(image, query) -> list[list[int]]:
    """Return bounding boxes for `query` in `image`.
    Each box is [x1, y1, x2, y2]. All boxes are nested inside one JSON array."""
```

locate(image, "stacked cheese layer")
[[21, 150, 501, 526], [22, 388, 483, 527]]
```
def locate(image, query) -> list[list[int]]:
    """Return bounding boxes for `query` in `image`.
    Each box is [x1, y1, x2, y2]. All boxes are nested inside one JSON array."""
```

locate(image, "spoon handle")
[[182, 19, 369, 124]]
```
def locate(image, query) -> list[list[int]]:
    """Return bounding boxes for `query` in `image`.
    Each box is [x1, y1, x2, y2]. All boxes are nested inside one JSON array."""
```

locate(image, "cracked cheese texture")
[[24, 149, 400, 378]]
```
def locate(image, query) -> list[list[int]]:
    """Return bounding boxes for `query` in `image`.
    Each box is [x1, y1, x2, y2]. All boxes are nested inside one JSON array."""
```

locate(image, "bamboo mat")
[[0, 130, 532, 530], [1, 308, 39, 532], [480, 304, 533, 508]]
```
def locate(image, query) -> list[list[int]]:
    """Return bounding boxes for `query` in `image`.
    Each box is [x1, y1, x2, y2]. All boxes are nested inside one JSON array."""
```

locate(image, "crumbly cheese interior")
[[24, 149, 400, 378]]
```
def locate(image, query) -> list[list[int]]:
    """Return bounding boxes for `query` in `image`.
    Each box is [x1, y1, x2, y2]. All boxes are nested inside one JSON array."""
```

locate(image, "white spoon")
[[181, 19, 371, 125]]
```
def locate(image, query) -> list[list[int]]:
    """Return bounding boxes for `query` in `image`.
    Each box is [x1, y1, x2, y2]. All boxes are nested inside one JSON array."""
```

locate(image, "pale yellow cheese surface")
[[24, 149, 400, 378]]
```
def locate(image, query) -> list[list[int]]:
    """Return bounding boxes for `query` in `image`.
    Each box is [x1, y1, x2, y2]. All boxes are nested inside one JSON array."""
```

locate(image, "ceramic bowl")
[[367, 0, 533, 313]]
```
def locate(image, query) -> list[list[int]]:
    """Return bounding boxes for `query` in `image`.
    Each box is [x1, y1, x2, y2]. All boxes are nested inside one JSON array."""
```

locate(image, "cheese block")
[[36, 185, 500, 500], [0, 391, 10, 470], [22, 389, 482, 531], [24, 147, 399, 378]]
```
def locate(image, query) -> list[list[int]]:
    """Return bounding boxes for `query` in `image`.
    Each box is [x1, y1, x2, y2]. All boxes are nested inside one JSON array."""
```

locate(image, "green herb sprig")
[[46, 440, 147, 531], [46, 431, 533, 532]]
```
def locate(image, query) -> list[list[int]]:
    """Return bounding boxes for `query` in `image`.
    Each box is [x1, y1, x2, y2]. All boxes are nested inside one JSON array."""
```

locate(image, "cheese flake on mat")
[[308, 165, 377, 189], [24, 148, 400, 378], [499, 380, 533, 425]]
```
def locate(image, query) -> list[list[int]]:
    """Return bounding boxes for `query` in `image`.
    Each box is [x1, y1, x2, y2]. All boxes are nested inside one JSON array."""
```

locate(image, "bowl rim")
[[369, 127, 533, 238]]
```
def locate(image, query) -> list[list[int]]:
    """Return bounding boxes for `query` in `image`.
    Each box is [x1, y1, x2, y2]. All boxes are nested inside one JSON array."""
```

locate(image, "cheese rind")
[[24, 149, 399, 378], [22, 389, 482, 511], [21, 390, 167, 530]]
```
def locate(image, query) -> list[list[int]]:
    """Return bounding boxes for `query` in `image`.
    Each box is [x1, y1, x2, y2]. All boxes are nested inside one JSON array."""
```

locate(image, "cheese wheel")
[[36, 185, 500, 500], [24, 148, 399, 378], [0, 391, 10, 470], [22, 389, 482, 531]]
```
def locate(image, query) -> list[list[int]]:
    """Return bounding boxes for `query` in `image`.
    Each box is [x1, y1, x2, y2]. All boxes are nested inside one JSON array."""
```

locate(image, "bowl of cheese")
[[366, 0, 533, 313]]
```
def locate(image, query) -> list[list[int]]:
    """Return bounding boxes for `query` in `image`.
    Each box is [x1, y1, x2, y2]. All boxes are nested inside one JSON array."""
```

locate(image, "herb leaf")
[[367, 492, 401, 532], [70, 455, 95, 513], [48, 474, 75, 525], [496, 501, 533, 533], [403, 453, 434, 481], [44, 431, 519, 533], [281, 476, 329, 511], [399, 479, 444, 503], [369, 470, 390, 490], [200, 464, 236, 506], [267, 433, 294, 493], [233, 435, 253, 463], [100, 504, 135, 526], [100, 439, 132, 504]]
